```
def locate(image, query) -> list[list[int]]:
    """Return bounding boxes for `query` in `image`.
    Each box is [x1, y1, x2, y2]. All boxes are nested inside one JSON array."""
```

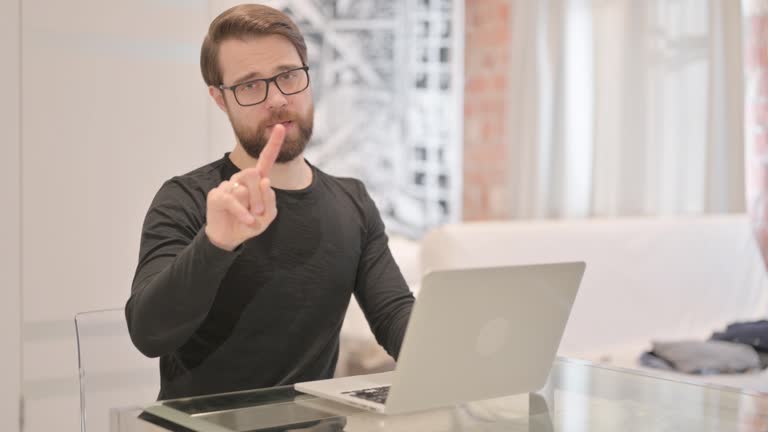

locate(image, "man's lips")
[[267, 120, 293, 127]]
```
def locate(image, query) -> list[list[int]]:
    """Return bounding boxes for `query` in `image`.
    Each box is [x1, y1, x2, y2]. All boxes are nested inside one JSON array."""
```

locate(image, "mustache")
[[264, 113, 296, 127]]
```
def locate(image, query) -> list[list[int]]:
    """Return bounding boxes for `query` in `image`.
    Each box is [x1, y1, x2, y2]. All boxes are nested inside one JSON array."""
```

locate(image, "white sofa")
[[339, 214, 768, 391]]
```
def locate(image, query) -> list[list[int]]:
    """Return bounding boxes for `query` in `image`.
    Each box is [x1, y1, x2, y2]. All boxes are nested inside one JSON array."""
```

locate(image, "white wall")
[[0, 0, 22, 430], [21, 1, 211, 430]]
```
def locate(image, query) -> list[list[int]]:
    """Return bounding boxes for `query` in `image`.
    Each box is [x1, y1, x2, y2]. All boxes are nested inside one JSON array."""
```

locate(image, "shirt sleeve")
[[125, 179, 241, 358], [352, 183, 415, 360]]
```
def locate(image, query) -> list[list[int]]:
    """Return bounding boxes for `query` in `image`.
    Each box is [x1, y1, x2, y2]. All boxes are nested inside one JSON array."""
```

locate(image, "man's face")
[[212, 34, 314, 163]]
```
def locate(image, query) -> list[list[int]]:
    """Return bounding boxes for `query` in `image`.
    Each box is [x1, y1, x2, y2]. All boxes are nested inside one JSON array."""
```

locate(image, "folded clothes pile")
[[640, 320, 768, 375]]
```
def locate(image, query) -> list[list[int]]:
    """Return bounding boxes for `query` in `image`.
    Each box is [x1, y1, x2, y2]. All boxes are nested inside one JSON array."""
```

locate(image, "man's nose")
[[265, 82, 288, 110]]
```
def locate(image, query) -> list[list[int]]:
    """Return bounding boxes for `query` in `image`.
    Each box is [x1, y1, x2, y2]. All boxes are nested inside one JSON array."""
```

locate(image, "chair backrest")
[[74, 308, 159, 432], [420, 215, 768, 357]]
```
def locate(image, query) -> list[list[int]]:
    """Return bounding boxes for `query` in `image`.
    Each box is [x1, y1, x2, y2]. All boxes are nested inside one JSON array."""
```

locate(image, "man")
[[125, 3, 414, 400]]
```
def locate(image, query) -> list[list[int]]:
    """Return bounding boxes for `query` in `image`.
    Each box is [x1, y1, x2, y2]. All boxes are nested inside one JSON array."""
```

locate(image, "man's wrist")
[[204, 226, 239, 252]]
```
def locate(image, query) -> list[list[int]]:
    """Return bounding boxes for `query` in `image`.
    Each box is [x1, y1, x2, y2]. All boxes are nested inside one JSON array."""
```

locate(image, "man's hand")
[[205, 124, 285, 251]]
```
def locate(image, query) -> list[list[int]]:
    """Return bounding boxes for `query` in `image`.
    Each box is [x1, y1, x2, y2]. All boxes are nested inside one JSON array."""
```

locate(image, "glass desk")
[[114, 357, 768, 431]]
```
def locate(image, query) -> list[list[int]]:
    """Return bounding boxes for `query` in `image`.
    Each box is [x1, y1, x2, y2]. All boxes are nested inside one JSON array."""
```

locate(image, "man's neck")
[[229, 145, 312, 190]]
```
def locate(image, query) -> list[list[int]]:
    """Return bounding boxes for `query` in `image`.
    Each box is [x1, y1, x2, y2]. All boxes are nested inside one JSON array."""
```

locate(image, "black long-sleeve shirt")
[[126, 154, 414, 399]]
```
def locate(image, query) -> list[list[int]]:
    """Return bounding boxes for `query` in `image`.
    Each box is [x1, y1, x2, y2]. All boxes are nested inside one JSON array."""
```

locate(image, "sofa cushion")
[[420, 215, 768, 361]]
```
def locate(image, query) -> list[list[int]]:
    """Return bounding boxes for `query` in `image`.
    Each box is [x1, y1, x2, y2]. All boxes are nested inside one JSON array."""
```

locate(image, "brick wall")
[[462, 0, 513, 220], [745, 3, 768, 265]]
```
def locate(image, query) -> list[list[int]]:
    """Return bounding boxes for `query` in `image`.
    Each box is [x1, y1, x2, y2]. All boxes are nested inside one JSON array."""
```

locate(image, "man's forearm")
[[126, 229, 240, 357], [378, 301, 413, 360]]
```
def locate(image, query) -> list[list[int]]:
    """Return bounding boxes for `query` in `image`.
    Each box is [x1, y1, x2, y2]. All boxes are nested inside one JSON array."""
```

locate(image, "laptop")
[[295, 262, 585, 415]]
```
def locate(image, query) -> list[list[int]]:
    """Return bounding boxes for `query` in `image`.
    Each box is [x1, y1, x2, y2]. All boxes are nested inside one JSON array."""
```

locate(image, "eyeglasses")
[[219, 66, 310, 107]]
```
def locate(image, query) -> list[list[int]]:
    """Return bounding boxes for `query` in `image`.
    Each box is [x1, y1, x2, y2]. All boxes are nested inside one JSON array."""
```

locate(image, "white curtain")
[[504, 0, 746, 219]]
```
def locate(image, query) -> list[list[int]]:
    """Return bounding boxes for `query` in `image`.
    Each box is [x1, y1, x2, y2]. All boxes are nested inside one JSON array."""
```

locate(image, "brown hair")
[[200, 4, 308, 86]]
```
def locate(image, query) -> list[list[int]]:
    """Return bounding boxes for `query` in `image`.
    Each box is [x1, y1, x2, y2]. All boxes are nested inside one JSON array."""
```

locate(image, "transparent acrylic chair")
[[74, 308, 159, 432]]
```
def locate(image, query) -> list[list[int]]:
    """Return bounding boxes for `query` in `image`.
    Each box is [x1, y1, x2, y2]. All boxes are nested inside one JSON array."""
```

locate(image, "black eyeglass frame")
[[218, 66, 310, 107]]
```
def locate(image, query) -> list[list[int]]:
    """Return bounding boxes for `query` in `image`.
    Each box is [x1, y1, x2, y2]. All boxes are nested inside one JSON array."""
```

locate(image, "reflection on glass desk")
[[113, 357, 768, 431]]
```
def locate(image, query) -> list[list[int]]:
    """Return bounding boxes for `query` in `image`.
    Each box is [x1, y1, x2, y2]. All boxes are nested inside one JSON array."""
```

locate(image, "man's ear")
[[209, 86, 228, 112]]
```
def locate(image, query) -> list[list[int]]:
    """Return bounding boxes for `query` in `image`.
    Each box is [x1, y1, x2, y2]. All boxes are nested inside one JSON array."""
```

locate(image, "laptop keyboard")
[[343, 385, 391, 404]]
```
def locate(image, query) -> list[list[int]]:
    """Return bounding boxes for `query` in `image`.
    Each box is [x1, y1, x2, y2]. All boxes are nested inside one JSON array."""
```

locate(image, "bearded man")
[[125, 3, 414, 400]]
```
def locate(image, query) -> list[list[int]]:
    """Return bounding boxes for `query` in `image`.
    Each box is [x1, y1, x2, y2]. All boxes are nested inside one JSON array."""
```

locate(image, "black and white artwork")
[[267, 0, 463, 237]]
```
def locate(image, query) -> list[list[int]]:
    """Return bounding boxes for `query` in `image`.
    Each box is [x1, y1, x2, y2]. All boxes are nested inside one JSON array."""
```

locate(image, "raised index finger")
[[255, 124, 285, 178]]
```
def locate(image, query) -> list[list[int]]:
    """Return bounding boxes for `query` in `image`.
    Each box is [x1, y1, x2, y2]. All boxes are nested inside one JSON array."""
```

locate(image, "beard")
[[231, 105, 314, 163]]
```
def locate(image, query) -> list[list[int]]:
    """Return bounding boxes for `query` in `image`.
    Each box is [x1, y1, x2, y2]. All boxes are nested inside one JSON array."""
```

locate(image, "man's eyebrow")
[[230, 65, 303, 85], [231, 71, 261, 84]]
